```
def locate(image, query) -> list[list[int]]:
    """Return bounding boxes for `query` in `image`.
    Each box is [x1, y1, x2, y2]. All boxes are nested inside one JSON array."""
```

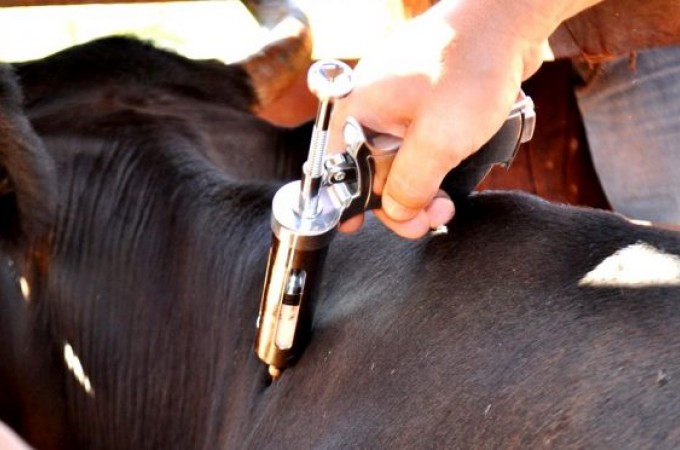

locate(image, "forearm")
[[549, 0, 680, 62], [427, 0, 604, 79], [426, 0, 680, 63]]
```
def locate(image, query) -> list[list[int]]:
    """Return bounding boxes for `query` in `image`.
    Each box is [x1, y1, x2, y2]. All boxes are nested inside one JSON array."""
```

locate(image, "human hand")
[[0, 421, 32, 450], [330, 0, 588, 238]]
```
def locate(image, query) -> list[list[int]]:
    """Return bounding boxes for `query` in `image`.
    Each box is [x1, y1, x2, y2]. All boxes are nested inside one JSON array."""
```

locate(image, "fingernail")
[[382, 194, 417, 222], [427, 196, 455, 228]]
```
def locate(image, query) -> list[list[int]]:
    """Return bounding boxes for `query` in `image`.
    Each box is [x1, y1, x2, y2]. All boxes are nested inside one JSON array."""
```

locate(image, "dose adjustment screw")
[[307, 60, 353, 101], [299, 60, 353, 218]]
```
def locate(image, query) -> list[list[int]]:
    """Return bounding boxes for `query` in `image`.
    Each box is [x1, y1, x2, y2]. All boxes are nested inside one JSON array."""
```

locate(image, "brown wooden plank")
[[2, 0, 186, 6], [478, 60, 610, 210]]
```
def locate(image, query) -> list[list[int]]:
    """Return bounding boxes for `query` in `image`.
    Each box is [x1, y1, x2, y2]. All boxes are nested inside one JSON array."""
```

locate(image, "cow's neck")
[[35, 175, 278, 448]]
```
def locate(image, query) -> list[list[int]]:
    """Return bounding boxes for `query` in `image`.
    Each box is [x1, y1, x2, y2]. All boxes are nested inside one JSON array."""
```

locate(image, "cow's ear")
[[0, 65, 56, 250]]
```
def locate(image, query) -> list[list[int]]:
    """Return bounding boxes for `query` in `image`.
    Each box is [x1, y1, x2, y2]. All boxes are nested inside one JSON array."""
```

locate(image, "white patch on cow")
[[579, 242, 680, 288], [629, 219, 653, 227], [63, 343, 95, 397], [19, 276, 30, 302]]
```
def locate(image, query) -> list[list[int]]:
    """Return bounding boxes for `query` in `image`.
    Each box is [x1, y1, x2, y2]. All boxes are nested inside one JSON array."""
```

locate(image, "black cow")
[[3, 36, 680, 450]]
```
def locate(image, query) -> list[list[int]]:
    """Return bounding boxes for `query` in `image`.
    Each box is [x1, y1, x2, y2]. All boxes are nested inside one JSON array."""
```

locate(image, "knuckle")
[[387, 169, 437, 209]]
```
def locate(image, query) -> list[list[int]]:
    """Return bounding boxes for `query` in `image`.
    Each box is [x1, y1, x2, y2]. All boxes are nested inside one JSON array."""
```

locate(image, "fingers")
[[374, 192, 454, 239], [381, 113, 462, 222], [338, 213, 364, 233], [339, 191, 454, 239], [373, 208, 432, 239], [426, 192, 456, 229], [378, 48, 523, 234]]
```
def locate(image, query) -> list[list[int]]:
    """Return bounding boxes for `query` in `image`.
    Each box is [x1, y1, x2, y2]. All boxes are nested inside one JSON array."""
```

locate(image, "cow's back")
[[251, 192, 680, 448]]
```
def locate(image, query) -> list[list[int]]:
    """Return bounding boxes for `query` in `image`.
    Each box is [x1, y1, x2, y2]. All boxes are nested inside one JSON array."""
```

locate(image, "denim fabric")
[[576, 44, 680, 225]]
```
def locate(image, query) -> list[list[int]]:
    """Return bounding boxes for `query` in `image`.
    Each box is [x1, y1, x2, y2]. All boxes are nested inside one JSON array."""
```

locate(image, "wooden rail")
[[0, 0, 434, 14], [2, 0, 186, 6]]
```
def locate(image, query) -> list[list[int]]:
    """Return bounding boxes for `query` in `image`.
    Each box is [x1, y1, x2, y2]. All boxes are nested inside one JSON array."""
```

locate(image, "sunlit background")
[[0, 0, 411, 63]]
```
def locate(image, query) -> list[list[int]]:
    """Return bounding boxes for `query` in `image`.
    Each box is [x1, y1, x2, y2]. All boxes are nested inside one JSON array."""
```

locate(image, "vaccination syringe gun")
[[255, 60, 536, 380]]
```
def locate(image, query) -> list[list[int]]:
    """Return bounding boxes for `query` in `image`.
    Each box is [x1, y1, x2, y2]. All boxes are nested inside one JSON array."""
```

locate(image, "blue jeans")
[[576, 44, 680, 225]]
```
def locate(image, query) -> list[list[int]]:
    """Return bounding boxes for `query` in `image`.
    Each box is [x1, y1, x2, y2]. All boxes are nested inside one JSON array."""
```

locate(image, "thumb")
[[381, 117, 464, 222]]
